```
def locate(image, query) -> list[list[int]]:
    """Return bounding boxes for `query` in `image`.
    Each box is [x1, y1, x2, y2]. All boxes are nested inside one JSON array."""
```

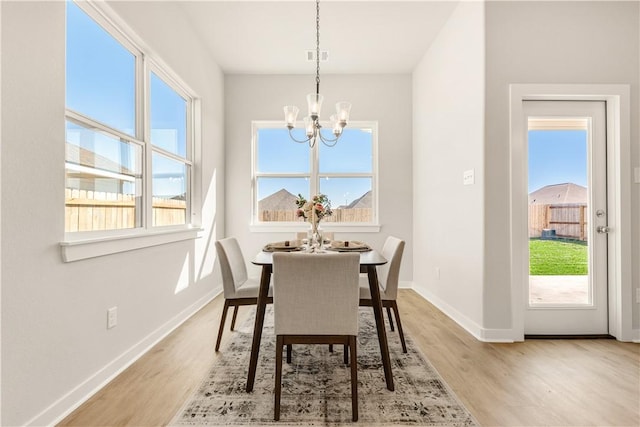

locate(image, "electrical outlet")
[[463, 169, 475, 185], [636, 288, 640, 304], [107, 307, 118, 329]]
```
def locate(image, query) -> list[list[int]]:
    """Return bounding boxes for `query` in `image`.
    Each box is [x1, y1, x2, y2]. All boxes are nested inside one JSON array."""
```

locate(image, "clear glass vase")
[[308, 223, 322, 251]]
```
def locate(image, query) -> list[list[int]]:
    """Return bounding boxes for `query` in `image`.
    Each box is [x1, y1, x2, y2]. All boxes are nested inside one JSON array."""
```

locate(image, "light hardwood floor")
[[59, 290, 640, 426]]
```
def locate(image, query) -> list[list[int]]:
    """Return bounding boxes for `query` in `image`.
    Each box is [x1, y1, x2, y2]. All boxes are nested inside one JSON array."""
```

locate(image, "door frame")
[[509, 84, 633, 341]]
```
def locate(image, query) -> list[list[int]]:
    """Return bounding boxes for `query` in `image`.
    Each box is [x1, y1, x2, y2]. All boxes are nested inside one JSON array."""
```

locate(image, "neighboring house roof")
[[258, 188, 298, 211], [345, 190, 372, 209], [259, 189, 372, 211], [528, 183, 587, 205], [66, 143, 136, 176]]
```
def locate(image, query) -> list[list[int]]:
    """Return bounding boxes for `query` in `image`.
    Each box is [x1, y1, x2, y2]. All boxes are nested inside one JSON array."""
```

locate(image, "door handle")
[[596, 226, 611, 234]]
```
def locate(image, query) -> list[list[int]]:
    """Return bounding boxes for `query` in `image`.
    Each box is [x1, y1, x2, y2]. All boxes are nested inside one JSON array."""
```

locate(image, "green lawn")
[[529, 238, 588, 275]]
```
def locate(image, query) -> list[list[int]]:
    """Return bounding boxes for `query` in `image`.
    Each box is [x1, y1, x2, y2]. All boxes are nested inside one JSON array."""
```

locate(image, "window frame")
[[250, 120, 380, 233], [61, 0, 202, 262]]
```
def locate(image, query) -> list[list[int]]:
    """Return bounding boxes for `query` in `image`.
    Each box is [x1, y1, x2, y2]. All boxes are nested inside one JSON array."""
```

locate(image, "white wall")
[[0, 2, 225, 425], [224, 75, 413, 281], [412, 2, 486, 334], [484, 1, 640, 330]]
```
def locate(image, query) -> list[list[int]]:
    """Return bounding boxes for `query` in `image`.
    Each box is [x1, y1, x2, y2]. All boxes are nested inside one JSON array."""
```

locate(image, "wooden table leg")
[[246, 264, 272, 392], [367, 265, 394, 391]]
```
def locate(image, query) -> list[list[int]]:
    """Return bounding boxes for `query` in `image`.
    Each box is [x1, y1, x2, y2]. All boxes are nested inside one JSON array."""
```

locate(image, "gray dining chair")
[[359, 236, 407, 353], [272, 252, 360, 422], [214, 237, 272, 352]]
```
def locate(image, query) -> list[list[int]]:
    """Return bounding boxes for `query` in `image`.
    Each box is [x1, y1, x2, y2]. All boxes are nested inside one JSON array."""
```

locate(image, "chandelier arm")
[[320, 137, 339, 148], [287, 128, 314, 144], [318, 131, 342, 145]]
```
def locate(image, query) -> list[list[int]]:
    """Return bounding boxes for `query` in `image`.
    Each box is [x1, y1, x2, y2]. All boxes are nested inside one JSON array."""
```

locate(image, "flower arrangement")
[[295, 193, 332, 227]]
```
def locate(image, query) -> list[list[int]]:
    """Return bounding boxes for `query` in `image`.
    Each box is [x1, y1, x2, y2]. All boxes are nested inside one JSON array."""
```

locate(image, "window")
[[149, 70, 191, 226], [252, 121, 377, 226], [65, 1, 195, 235]]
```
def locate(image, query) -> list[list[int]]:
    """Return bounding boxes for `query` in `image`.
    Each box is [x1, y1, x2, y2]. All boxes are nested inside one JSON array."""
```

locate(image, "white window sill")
[[60, 227, 203, 262], [249, 223, 381, 233]]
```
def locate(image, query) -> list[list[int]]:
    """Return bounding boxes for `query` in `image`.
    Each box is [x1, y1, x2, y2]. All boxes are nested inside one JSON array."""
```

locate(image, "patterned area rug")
[[171, 307, 477, 426]]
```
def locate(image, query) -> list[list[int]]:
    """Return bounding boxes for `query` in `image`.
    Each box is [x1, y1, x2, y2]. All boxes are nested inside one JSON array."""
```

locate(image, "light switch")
[[463, 169, 475, 185], [634, 167, 640, 184]]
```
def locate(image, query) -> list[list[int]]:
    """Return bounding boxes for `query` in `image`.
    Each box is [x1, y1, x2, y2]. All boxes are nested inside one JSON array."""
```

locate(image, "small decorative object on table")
[[263, 240, 304, 252], [295, 193, 332, 251], [327, 240, 371, 252]]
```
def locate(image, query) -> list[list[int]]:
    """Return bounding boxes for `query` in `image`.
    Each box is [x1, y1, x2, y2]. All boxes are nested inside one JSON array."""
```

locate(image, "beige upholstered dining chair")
[[214, 237, 272, 352], [272, 252, 360, 422], [359, 236, 407, 353]]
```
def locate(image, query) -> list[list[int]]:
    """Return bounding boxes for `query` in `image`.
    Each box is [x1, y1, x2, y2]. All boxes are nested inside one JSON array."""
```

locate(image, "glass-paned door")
[[524, 100, 608, 335]]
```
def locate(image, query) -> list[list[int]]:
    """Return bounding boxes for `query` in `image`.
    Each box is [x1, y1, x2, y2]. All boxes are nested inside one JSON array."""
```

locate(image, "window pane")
[[152, 153, 187, 226], [319, 177, 372, 223], [257, 177, 309, 222], [528, 129, 590, 306], [65, 121, 142, 232], [66, 1, 135, 135], [257, 128, 309, 173], [150, 72, 187, 157], [319, 128, 372, 173]]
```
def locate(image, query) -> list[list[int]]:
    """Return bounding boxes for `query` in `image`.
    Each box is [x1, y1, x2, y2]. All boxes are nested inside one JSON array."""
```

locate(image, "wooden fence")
[[529, 203, 587, 241], [65, 189, 186, 232], [259, 208, 372, 223]]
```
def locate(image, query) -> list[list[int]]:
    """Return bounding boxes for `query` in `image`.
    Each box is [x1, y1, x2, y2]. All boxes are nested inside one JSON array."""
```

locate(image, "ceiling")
[[179, 1, 460, 75]]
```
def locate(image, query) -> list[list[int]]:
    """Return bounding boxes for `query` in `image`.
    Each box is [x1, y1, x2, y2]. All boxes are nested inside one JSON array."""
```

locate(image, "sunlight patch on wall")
[[175, 253, 190, 294], [196, 168, 217, 281]]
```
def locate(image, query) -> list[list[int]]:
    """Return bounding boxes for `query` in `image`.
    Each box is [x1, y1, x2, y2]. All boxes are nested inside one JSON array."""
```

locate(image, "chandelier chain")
[[315, 0, 320, 94]]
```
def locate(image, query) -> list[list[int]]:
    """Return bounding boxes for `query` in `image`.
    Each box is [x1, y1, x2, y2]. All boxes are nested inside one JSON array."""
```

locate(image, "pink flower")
[[294, 193, 332, 223]]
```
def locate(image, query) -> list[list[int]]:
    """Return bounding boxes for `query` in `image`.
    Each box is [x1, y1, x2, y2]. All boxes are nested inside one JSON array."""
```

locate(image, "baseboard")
[[26, 288, 221, 427], [398, 280, 413, 289], [411, 285, 515, 343], [632, 328, 640, 343], [479, 328, 517, 343]]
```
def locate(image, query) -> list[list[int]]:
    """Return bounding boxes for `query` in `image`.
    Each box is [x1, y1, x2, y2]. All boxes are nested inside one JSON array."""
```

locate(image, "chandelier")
[[283, 0, 352, 148]]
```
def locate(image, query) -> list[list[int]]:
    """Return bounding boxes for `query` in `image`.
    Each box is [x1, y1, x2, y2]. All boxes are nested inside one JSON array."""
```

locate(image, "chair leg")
[[349, 336, 358, 422], [386, 306, 395, 331], [286, 344, 292, 364], [230, 305, 239, 331], [343, 344, 349, 365], [215, 300, 230, 352], [392, 301, 407, 353], [275, 336, 284, 421]]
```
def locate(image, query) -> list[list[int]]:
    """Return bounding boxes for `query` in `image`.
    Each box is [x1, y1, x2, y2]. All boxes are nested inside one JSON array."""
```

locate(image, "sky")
[[528, 129, 588, 193]]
